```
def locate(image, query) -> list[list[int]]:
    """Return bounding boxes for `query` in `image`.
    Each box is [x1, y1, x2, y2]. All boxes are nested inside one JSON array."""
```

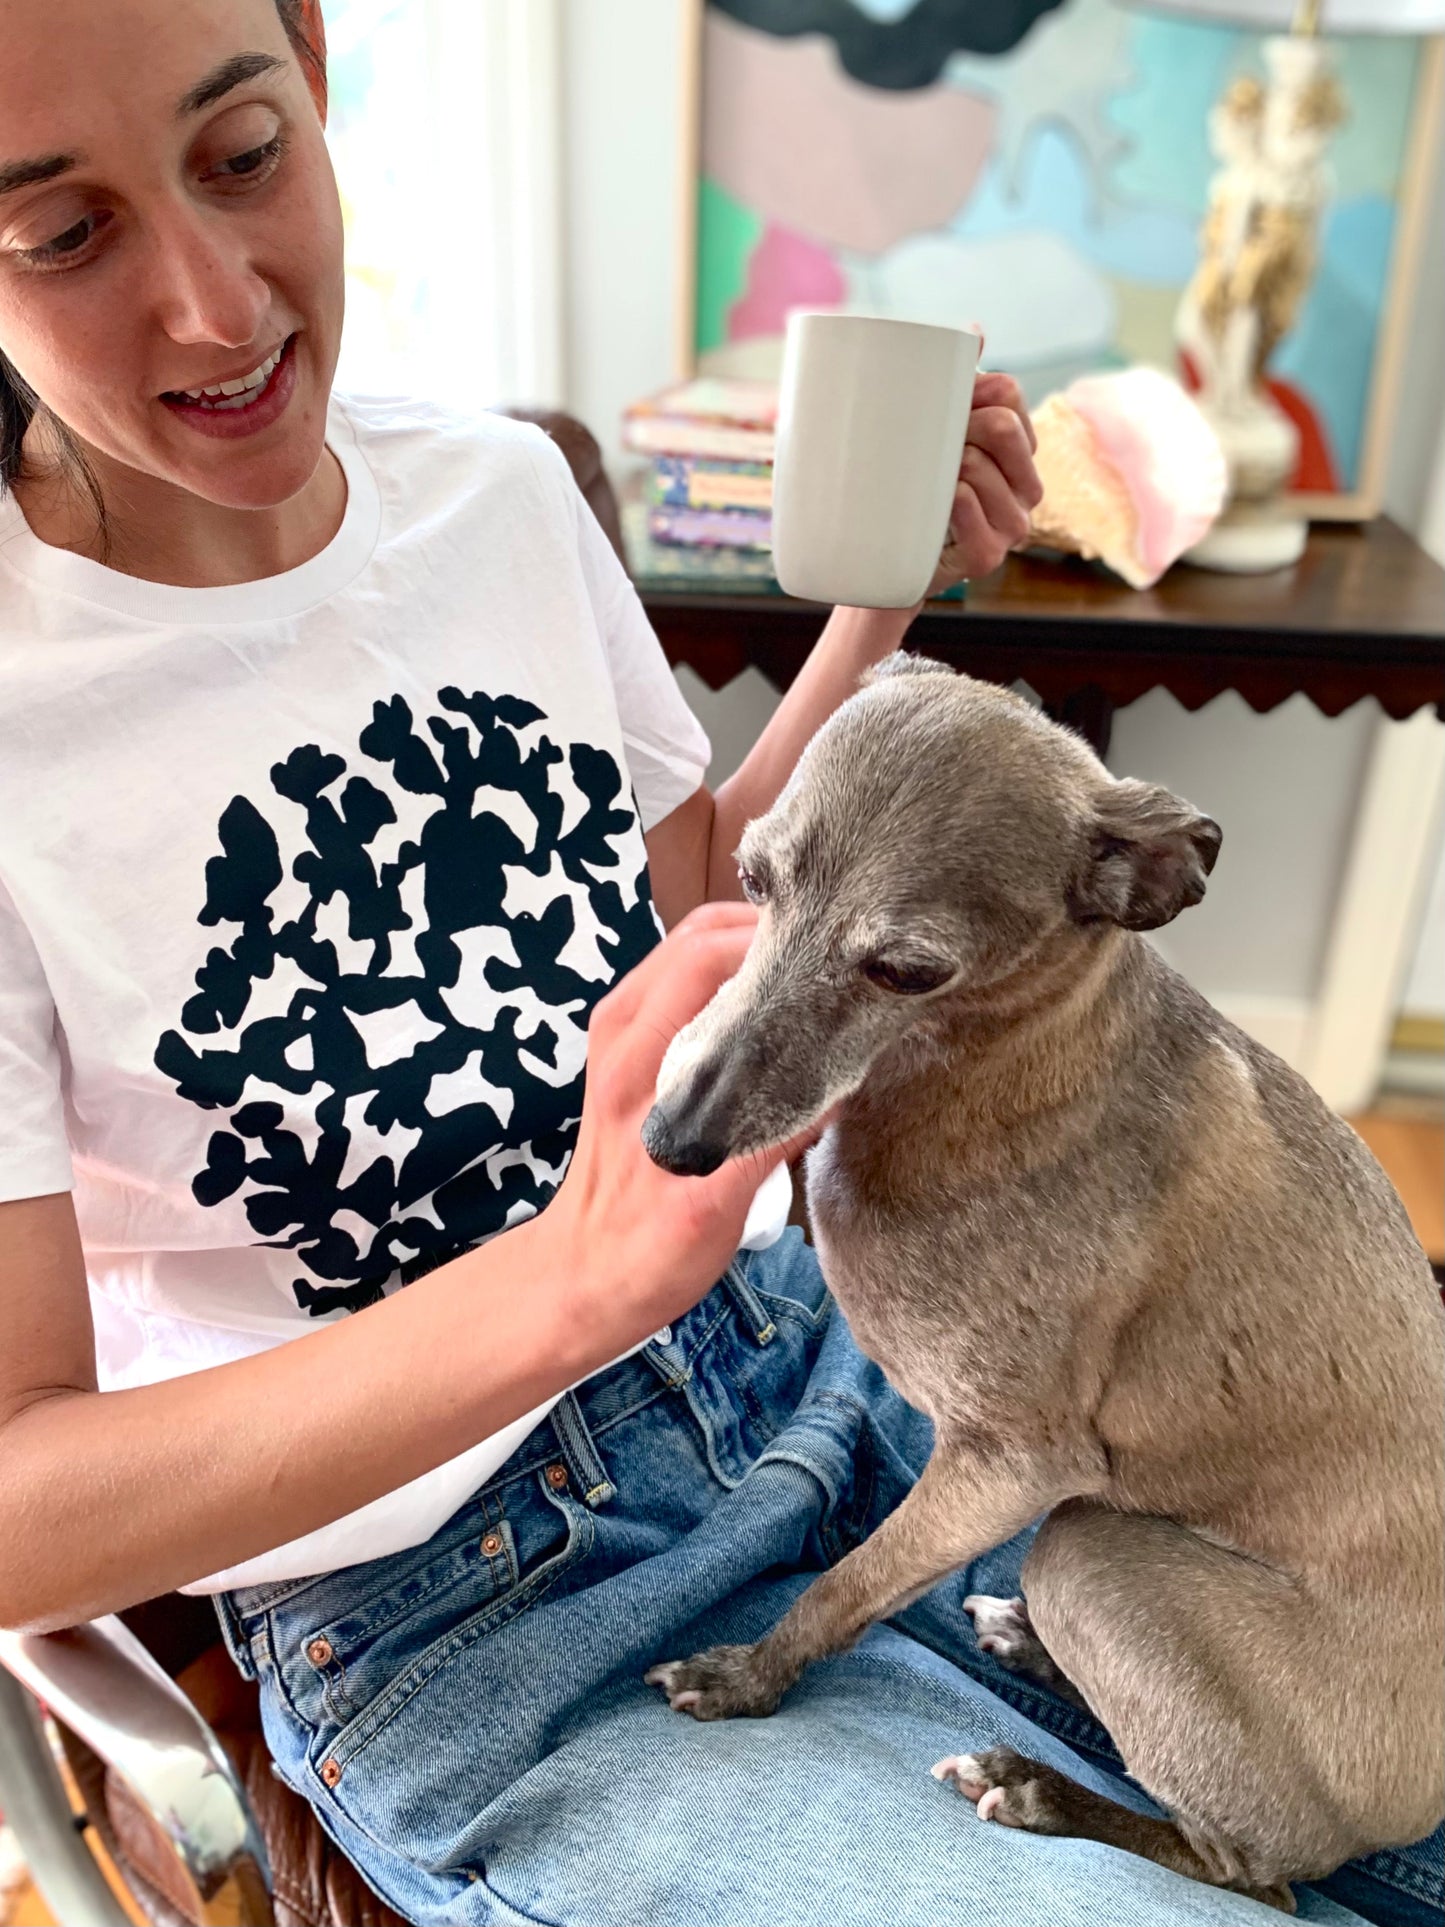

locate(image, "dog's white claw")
[[977, 1785, 1007, 1823], [644, 1662, 705, 1713], [932, 1753, 987, 1798]]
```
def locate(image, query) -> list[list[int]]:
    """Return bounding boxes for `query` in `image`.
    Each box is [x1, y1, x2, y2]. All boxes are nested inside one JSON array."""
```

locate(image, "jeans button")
[[652, 1325, 672, 1345], [545, 1462, 569, 1490], [481, 1531, 503, 1556], [305, 1636, 333, 1668]]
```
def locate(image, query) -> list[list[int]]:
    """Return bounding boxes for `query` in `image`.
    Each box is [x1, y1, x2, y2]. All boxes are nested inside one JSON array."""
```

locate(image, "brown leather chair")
[[0, 409, 625, 1927]]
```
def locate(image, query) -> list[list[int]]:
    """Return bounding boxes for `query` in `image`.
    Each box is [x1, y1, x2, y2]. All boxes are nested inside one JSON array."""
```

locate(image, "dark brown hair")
[[0, 0, 327, 536]]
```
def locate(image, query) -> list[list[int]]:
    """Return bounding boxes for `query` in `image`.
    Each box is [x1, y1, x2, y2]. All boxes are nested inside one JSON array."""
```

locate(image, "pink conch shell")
[[1028, 369, 1227, 589]]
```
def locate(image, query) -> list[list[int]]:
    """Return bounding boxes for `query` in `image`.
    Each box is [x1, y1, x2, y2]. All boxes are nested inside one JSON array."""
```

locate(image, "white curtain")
[[324, 0, 564, 413]]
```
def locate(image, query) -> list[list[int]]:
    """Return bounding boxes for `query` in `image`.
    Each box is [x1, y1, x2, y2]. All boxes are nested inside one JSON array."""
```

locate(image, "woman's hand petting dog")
[[537, 904, 815, 1360]]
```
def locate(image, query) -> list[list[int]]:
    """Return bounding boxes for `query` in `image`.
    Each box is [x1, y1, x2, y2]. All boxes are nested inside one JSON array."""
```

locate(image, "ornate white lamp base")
[[1185, 498, 1309, 573], [1185, 391, 1306, 574], [1175, 27, 1340, 577]]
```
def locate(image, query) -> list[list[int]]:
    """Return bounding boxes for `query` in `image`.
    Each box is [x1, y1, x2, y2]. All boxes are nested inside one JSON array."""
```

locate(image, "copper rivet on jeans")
[[545, 1462, 569, 1490], [481, 1531, 503, 1556], [320, 1758, 342, 1788], [305, 1636, 333, 1667]]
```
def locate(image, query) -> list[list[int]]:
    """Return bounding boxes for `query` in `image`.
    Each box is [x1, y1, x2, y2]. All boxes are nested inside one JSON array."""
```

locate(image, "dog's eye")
[[738, 868, 768, 905], [862, 958, 953, 996]]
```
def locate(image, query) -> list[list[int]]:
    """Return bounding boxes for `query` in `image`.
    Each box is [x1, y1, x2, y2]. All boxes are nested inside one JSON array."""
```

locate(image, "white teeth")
[[178, 344, 283, 404]]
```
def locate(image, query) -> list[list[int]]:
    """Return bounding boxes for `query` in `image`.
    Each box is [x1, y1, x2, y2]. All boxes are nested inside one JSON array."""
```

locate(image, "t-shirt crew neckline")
[[0, 397, 381, 627]]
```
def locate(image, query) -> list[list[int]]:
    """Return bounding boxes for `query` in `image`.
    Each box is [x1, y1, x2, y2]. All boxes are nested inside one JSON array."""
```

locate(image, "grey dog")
[[642, 655, 1445, 1912]]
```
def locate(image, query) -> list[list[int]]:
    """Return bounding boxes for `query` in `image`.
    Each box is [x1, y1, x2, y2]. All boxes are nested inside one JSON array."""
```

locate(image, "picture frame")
[[674, 0, 1444, 520]]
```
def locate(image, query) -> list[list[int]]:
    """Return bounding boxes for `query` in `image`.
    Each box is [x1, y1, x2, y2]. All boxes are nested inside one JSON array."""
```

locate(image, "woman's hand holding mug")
[[770, 314, 1043, 609]]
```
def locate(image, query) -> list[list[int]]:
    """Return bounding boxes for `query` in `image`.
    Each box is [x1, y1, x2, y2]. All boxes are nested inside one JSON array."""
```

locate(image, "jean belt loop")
[[211, 1591, 259, 1682], [722, 1255, 778, 1347], [549, 1390, 616, 1508]]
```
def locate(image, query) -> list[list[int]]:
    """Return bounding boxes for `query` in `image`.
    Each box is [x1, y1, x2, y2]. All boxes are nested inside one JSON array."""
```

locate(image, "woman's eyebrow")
[[0, 153, 78, 200], [176, 50, 287, 116], [0, 53, 287, 196]]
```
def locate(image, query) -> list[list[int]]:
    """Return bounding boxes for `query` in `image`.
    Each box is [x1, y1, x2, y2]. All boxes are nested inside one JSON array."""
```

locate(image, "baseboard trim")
[[1392, 1013, 1445, 1056]]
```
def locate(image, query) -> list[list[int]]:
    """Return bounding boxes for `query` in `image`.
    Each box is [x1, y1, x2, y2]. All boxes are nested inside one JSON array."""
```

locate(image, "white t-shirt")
[[0, 394, 787, 1592]]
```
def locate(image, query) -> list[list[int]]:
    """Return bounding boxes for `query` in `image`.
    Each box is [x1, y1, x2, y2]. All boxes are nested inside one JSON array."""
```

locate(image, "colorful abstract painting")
[[693, 0, 1434, 500]]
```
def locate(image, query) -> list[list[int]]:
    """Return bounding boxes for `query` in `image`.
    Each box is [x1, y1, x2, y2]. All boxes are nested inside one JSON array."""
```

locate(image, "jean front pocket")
[[262, 1466, 589, 1759], [297, 1466, 596, 1863]]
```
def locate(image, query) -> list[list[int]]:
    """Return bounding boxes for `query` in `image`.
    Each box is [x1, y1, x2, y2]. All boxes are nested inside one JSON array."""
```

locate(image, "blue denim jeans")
[[216, 1232, 1442, 1927]]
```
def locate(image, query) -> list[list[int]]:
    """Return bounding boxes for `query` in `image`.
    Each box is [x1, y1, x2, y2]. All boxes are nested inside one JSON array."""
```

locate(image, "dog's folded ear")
[[863, 651, 957, 686], [1069, 779, 1222, 932]]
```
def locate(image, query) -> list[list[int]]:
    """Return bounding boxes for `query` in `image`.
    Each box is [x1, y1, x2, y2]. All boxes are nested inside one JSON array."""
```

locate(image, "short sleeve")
[[525, 428, 712, 830], [0, 874, 74, 1202]]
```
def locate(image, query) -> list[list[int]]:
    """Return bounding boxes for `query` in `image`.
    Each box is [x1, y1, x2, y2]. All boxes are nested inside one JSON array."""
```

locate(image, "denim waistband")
[[214, 1255, 781, 1679]]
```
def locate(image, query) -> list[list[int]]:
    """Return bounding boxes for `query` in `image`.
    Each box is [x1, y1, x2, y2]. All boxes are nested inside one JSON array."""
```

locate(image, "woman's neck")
[[11, 428, 347, 589]]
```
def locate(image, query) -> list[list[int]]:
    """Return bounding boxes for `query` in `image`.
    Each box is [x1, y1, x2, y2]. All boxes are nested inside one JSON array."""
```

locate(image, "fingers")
[[954, 446, 1032, 554], [971, 371, 1037, 454], [596, 902, 755, 1026], [942, 485, 1008, 580], [590, 906, 758, 1099], [965, 404, 1043, 508]]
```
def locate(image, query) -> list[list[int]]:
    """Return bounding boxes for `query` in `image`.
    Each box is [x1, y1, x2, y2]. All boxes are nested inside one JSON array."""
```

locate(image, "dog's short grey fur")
[[643, 657, 1445, 1911]]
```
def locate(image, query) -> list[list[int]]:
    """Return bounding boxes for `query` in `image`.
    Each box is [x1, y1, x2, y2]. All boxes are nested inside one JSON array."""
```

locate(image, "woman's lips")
[[160, 334, 298, 440]]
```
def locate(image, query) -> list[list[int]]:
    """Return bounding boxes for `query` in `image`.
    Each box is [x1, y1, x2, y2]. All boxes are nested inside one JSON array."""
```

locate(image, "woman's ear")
[[1068, 779, 1222, 932]]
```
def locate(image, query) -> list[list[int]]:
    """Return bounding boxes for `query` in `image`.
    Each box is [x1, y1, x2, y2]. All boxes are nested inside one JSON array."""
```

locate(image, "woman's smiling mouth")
[[160, 332, 298, 437]]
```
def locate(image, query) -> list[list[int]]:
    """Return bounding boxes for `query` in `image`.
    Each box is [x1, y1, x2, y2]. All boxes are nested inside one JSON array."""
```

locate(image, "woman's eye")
[[42, 218, 93, 256], [214, 135, 286, 180], [738, 868, 768, 905], [862, 958, 953, 996], [15, 209, 109, 267]]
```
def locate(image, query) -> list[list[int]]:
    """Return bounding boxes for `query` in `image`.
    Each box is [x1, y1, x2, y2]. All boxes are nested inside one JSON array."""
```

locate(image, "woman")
[[0, 4, 1424, 1923]]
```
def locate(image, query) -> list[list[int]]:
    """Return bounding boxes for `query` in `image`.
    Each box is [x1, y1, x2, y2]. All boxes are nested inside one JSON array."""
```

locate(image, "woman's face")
[[0, 0, 343, 511]]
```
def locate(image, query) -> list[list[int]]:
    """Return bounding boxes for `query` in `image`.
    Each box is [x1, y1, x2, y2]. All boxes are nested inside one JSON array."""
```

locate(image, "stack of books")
[[622, 378, 778, 554]]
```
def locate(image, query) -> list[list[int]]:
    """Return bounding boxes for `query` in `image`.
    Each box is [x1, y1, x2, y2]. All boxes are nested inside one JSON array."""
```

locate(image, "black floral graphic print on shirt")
[[155, 686, 658, 1316]]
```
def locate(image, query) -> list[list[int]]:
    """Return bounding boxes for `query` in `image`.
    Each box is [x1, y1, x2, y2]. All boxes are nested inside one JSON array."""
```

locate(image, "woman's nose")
[[147, 205, 270, 352]]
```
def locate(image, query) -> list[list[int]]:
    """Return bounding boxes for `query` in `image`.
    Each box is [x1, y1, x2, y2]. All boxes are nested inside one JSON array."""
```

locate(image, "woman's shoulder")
[[331, 391, 574, 519], [332, 390, 557, 468]]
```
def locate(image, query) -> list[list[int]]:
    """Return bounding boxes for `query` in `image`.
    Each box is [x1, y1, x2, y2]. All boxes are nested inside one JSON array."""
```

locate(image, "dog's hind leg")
[[937, 1499, 1400, 1905], [932, 1747, 1297, 1913]]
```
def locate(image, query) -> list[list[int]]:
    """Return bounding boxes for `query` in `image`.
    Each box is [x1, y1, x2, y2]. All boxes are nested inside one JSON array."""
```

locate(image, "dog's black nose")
[[641, 1104, 729, 1178]]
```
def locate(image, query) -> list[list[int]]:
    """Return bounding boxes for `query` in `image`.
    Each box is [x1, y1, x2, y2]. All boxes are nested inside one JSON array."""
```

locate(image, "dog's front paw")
[[645, 1644, 785, 1721], [931, 1746, 1077, 1834]]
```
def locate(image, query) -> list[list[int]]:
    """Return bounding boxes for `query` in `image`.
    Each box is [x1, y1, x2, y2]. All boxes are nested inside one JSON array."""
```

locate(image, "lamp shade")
[[1136, 0, 1445, 28]]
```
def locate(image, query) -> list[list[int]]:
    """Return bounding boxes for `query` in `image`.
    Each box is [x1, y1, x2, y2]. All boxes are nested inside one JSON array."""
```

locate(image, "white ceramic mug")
[[771, 313, 981, 609]]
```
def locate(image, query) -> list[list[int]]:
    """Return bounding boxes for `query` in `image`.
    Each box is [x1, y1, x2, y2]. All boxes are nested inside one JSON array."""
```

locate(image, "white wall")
[[559, 1, 1445, 1069], [1403, 836, 1445, 1019], [561, 0, 687, 472]]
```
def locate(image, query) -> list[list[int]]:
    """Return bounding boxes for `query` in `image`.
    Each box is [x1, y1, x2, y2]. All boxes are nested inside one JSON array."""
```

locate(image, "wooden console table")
[[631, 515, 1445, 759]]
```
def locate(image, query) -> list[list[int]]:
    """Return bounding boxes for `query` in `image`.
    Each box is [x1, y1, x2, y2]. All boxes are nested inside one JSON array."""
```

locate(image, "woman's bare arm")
[[0, 907, 784, 1634]]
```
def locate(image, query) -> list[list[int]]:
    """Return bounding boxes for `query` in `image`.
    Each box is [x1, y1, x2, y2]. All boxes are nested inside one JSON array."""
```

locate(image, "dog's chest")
[[806, 1131, 1112, 1434]]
